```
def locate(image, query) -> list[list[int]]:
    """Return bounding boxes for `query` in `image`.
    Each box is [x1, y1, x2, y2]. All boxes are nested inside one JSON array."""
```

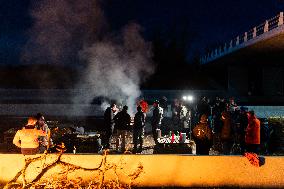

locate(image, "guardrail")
[[200, 12, 284, 64]]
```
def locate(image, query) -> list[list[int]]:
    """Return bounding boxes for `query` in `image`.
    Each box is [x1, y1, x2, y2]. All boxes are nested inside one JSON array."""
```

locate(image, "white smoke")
[[23, 0, 154, 116], [76, 23, 154, 115]]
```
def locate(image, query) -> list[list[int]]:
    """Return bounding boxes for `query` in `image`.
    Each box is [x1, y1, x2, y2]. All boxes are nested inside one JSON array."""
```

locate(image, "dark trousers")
[[151, 123, 160, 144], [133, 128, 144, 151], [195, 139, 211, 155], [103, 126, 114, 149], [222, 140, 233, 155], [246, 144, 260, 154]]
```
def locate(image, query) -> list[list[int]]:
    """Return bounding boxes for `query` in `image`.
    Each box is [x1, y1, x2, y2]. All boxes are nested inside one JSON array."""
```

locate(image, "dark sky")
[[1, 0, 284, 65]]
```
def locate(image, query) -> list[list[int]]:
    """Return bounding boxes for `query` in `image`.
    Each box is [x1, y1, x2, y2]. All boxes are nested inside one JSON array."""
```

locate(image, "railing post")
[[236, 36, 239, 45], [278, 12, 284, 26], [244, 32, 247, 42], [264, 20, 269, 32], [253, 27, 257, 38]]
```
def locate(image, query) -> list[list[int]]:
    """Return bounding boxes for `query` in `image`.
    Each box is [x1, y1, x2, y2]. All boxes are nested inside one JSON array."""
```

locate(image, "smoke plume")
[[24, 0, 155, 115], [77, 23, 154, 115], [22, 0, 106, 65]]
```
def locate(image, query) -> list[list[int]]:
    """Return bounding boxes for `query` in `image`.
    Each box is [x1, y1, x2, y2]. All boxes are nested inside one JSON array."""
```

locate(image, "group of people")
[[13, 113, 52, 155], [102, 103, 147, 153], [191, 97, 263, 155], [102, 100, 164, 153], [12, 96, 264, 156], [101, 96, 264, 155]]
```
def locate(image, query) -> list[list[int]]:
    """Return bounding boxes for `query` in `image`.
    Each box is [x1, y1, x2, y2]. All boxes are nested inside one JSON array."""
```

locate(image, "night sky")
[[1, 0, 284, 65]]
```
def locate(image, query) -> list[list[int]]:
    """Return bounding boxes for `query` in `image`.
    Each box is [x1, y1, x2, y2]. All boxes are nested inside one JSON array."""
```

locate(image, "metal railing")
[[200, 12, 284, 64]]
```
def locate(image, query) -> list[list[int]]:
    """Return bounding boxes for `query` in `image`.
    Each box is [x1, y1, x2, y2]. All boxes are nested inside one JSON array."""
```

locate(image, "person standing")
[[192, 114, 213, 155], [13, 117, 47, 155], [133, 106, 146, 153], [151, 100, 163, 144], [103, 103, 117, 149], [196, 96, 211, 120], [113, 105, 131, 152], [35, 113, 52, 153], [245, 111, 260, 153], [179, 102, 190, 134], [239, 107, 248, 153], [228, 97, 238, 113], [220, 110, 233, 155]]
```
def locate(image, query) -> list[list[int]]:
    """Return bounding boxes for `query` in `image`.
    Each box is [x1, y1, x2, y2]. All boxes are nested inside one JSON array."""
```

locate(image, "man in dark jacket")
[[239, 106, 248, 153], [103, 103, 117, 149], [114, 105, 131, 152], [151, 100, 163, 144], [133, 106, 146, 153]]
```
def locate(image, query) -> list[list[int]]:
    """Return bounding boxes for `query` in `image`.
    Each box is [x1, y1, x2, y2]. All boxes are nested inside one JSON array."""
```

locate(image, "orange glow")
[[0, 154, 284, 188]]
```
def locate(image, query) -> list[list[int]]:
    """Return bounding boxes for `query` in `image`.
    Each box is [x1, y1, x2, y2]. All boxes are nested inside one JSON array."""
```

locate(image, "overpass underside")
[[203, 31, 284, 105]]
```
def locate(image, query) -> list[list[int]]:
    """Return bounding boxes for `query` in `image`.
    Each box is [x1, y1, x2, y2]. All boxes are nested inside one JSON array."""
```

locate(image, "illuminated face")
[[38, 116, 45, 127], [111, 104, 117, 112]]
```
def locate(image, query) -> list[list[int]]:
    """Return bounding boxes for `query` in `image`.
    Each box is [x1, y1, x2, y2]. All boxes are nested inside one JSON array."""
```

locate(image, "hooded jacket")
[[13, 127, 46, 149], [245, 115, 260, 144]]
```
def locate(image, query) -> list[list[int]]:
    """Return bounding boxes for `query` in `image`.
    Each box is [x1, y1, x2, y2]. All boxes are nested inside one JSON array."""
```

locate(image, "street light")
[[182, 95, 193, 102]]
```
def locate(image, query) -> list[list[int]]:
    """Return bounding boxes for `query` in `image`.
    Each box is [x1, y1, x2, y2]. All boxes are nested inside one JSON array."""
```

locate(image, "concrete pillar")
[[236, 36, 239, 45], [278, 12, 284, 26], [244, 32, 247, 42], [253, 27, 257, 38], [228, 66, 248, 95], [264, 20, 269, 32]]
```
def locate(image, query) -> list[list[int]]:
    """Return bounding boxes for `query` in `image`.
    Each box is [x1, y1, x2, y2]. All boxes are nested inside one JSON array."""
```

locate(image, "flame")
[[138, 100, 149, 113]]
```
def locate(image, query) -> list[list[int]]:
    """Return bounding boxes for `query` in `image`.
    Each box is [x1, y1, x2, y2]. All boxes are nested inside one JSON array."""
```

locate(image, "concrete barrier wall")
[[0, 154, 283, 188]]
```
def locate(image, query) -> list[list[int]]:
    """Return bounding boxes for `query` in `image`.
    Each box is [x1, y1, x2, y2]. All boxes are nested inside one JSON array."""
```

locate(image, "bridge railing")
[[201, 12, 284, 64]]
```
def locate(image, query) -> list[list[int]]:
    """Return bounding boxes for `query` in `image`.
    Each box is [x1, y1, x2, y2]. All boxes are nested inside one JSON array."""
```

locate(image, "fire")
[[138, 100, 148, 113]]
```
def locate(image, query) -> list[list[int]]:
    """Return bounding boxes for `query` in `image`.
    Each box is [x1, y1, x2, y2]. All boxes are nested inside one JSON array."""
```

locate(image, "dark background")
[[1, 0, 284, 89]]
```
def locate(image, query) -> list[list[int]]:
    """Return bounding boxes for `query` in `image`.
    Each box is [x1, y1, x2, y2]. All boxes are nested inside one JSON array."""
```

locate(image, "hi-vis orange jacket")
[[13, 128, 46, 149], [245, 116, 260, 144]]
